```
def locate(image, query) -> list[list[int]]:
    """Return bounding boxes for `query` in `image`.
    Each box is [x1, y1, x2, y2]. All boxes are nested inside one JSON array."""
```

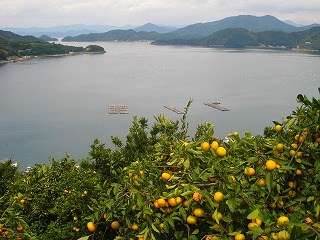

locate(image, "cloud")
[[0, 0, 319, 27]]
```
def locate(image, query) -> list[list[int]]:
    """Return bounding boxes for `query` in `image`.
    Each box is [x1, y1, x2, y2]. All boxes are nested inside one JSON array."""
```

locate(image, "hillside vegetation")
[[153, 27, 320, 51], [0, 89, 320, 240], [0, 30, 105, 61]]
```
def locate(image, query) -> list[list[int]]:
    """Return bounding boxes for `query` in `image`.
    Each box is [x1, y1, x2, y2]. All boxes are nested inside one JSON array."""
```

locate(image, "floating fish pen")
[[108, 104, 128, 114], [204, 102, 229, 111], [108, 104, 118, 114], [164, 105, 185, 114], [118, 104, 128, 114]]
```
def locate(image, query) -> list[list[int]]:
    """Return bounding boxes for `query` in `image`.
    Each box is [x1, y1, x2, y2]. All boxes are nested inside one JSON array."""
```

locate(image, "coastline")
[[0, 51, 106, 65]]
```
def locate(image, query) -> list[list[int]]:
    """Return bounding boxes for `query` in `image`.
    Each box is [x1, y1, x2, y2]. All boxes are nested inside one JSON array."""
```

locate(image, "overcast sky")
[[1, 0, 320, 28]]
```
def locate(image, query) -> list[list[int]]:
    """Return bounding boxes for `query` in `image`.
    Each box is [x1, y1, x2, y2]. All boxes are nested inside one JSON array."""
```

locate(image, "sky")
[[1, 0, 320, 28]]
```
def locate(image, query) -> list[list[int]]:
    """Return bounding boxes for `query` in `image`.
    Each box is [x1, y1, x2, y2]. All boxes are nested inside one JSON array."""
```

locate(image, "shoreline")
[[0, 51, 106, 65]]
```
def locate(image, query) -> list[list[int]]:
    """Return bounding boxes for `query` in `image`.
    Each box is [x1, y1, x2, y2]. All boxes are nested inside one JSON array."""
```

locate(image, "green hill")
[[0, 30, 105, 61], [153, 27, 320, 52]]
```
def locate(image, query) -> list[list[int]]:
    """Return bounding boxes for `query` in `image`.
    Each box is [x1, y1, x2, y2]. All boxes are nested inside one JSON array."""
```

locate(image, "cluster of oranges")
[[201, 141, 227, 157]]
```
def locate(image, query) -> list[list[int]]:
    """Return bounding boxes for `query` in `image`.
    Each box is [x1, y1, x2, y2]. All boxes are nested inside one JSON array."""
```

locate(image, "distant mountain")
[[152, 27, 320, 51], [173, 15, 301, 39], [1, 24, 135, 38], [62, 15, 320, 42], [62, 29, 161, 42], [0, 30, 40, 41], [134, 23, 178, 33], [283, 20, 304, 27], [39, 35, 58, 41]]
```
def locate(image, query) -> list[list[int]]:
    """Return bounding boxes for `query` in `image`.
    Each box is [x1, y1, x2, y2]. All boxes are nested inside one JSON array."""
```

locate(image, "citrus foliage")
[[1, 90, 320, 240]]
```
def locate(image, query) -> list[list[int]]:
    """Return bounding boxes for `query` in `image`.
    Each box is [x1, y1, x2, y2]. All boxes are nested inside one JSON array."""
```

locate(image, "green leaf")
[[188, 235, 199, 240], [183, 159, 190, 169], [288, 117, 296, 128], [179, 207, 187, 221], [151, 223, 160, 233], [192, 229, 199, 234], [247, 208, 260, 220], [91, 198, 98, 205], [266, 171, 272, 193], [77, 237, 90, 240], [226, 199, 236, 213], [222, 216, 233, 223]]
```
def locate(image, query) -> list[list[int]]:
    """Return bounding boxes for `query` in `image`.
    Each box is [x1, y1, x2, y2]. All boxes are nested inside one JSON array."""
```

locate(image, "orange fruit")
[[298, 136, 304, 143], [288, 181, 295, 188], [235, 233, 246, 240], [161, 172, 171, 180], [216, 147, 227, 157], [194, 208, 204, 218], [305, 217, 313, 224], [291, 143, 298, 149], [157, 198, 166, 207], [254, 218, 262, 227], [211, 141, 219, 150], [296, 169, 303, 176], [183, 200, 189, 208], [266, 160, 277, 170], [193, 192, 203, 202], [277, 201, 284, 208], [131, 223, 139, 231], [211, 212, 223, 222], [316, 137, 320, 143], [16, 225, 23, 231], [213, 191, 224, 202], [175, 196, 182, 204], [248, 222, 259, 229], [257, 178, 266, 187], [111, 221, 120, 230], [257, 235, 269, 240], [274, 125, 282, 132], [277, 230, 290, 240], [277, 216, 289, 226], [186, 216, 197, 225], [87, 222, 96, 232], [154, 200, 160, 208], [289, 149, 296, 156], [201, 142, 210, 152], [168, 198, 177, 207], [244, 167, 255, 176], [276, 143, 284, 152]]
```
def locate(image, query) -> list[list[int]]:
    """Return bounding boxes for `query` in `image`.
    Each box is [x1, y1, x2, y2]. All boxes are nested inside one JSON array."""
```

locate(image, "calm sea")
[[0, 41, 319, 169]]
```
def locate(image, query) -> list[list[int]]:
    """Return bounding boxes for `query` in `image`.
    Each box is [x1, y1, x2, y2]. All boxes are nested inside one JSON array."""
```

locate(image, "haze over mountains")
[[2, 15, 319, 38]]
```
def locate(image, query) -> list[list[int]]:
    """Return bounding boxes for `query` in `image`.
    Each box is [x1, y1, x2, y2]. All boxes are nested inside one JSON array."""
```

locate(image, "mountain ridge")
[[2, 15, 319, 38]]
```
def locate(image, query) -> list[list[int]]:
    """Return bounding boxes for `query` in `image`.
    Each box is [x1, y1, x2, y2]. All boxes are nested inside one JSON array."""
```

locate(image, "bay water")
[[0, 41, 319, 169]]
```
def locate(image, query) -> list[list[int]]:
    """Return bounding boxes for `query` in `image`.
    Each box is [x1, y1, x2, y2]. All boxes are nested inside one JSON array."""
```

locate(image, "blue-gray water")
[[0, 41, 319, 169]]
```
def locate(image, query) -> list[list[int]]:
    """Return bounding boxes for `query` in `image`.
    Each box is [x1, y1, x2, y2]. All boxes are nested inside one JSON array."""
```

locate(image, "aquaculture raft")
[[164, 105, 185, 114], [204, 102, 229, 111], [108, 104, 128, 114]]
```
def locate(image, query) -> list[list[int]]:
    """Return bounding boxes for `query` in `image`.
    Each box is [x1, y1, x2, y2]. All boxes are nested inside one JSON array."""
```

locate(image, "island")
[[0, 30, 106, 63]]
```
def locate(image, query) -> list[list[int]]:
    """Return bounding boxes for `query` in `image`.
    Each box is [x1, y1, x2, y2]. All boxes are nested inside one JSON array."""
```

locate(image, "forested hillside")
[[0, 30, 105, 61], [153, 27, 320, 51]]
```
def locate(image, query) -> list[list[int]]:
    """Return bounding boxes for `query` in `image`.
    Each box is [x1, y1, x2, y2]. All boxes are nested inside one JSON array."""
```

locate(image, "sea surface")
[[0, 41, 319, 169]]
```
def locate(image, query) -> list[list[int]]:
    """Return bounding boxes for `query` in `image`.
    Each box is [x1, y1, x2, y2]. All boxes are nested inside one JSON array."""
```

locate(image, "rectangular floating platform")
[[108, 104, 128, 114], [164, 105, 185, 114], [204, 102, 229, 111], [118, 104, 128, 114]]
